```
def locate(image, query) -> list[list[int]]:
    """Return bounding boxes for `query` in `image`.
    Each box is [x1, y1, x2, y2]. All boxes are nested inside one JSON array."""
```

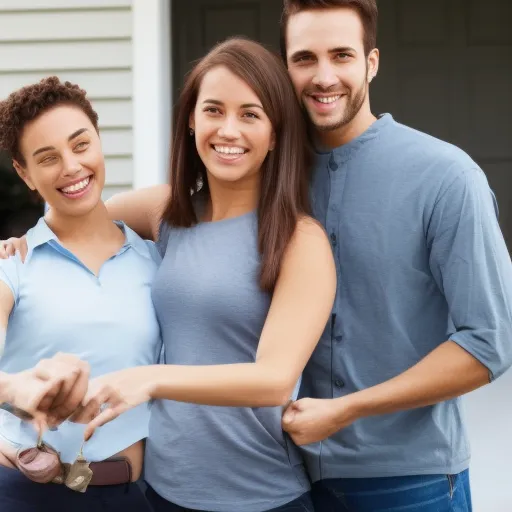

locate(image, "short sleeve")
[[427, 164, 512, 380], [0, 256, 19, 302]]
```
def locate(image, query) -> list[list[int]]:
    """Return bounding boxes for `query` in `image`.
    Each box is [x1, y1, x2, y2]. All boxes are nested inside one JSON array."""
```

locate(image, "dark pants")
[[311, 470, 472, 511], [146, 485, 314, 512], [0, 464, 153, 512]]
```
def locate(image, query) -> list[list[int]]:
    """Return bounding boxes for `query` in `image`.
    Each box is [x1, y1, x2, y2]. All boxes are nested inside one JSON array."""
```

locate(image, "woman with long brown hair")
[[1, 38, 335, 511]]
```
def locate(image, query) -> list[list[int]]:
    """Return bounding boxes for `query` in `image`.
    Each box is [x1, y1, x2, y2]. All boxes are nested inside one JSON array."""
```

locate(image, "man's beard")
[[305, 79, 368, 132]]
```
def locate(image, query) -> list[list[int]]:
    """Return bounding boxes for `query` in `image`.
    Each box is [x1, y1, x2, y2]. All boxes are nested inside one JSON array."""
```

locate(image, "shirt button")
[[330, 233, 337, 246], [335, 379, 345, 388], [335, 335, 343, 342]]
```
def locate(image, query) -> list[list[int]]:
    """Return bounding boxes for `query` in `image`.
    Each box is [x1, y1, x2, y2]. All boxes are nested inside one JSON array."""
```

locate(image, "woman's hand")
[[0, 353, 90, 426], [70, 367, 154, 440], [0, 236, 28, 261]]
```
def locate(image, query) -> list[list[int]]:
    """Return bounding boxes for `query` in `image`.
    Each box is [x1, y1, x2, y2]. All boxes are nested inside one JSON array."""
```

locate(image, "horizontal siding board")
[[100, 129, 132, 157], [0, 11, 131, 42], [94, 99, 132, 128], [0, 1, 131, 10], [0, 1, 134, 192], [105, 156, 133, 185], [0, 70, 132, 100], [0, 41, 131, 71]]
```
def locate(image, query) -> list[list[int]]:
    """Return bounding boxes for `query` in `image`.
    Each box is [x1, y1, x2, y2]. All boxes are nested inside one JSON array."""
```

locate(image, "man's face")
[[285, 8, 373, 134]]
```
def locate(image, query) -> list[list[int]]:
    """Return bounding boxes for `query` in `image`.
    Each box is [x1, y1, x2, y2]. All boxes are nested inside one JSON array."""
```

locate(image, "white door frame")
[[132, 0, 172, 189]]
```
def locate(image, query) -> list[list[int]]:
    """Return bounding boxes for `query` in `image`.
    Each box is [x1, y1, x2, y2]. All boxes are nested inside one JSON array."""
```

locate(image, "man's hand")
[[0, 236, 28, 261], [1, 353, 90, 426], [282, 397, 358, 445]]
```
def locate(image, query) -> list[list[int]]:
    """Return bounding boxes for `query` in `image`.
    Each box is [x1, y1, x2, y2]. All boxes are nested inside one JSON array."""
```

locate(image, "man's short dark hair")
[[280, 0, 378, 60]]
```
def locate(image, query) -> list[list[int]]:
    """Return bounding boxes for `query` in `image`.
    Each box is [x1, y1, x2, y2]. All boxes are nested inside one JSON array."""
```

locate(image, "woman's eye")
[[244, 112, 259, 119], [75, 142, 88, 150]]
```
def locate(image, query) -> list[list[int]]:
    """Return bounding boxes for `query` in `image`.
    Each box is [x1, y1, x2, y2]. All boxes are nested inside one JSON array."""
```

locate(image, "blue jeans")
[[0, 464, 153, 512], [311, 470, 472, 511], [146, 485, 314, 511]]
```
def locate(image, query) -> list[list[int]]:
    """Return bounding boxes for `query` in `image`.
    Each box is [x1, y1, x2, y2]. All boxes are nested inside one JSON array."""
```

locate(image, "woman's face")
[[190, 66, 275, 186], [14, 105, 105, 218]]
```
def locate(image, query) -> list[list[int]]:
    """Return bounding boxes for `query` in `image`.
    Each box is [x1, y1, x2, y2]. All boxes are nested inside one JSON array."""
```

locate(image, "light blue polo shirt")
[[0, 217, 162, 463]]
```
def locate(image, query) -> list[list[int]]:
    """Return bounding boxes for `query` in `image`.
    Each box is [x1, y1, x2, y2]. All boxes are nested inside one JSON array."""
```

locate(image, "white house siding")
[[0, 0, 134, 199]]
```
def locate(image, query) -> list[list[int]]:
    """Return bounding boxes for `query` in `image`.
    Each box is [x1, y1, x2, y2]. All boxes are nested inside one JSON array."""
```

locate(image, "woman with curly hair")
[[0, 76, 160, 511]]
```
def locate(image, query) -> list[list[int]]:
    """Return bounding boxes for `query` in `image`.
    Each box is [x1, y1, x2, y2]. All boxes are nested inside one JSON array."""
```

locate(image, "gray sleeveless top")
[[144, 209, 310, 512]]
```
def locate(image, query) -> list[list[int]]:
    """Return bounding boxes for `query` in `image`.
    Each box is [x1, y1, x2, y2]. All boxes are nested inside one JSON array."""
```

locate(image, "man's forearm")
[[343, 340, 490, 422]]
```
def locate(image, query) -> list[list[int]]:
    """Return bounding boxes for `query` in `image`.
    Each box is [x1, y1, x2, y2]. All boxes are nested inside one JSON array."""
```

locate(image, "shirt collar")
[[117, 221, 155, 261], [25, 217, 58, 262], [314, 113, 394, 161], [25, 217, 154, 263]]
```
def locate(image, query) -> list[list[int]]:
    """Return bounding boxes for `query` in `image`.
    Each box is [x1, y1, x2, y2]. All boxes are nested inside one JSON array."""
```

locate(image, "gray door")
[[172, 0, 512, 247], [373, 0, 512, 248], [172, 0, 283, 97]]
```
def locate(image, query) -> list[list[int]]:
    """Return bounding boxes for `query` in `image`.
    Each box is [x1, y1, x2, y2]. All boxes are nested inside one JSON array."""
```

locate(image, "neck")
[[205, 172, 259, 222], [44, 201, 116, 242], [316, 101, 377, 150]]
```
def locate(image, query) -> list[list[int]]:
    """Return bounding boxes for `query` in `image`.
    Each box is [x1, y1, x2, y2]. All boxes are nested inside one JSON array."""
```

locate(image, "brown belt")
[[89, 457, 133, 486]]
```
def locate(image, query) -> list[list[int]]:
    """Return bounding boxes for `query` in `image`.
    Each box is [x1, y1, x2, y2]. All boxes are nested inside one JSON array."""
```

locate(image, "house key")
[[64, 441, 93, 493]]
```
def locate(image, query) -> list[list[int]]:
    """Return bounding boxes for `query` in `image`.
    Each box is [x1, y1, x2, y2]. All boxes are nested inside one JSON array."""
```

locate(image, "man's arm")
[[105, 184, 170, 241], [283, 164, 512, 445]]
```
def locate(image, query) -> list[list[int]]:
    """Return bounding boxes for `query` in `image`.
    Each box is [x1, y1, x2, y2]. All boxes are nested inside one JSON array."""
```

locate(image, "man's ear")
[[13, 160, 36, 191], [367, 48, 380, 83]]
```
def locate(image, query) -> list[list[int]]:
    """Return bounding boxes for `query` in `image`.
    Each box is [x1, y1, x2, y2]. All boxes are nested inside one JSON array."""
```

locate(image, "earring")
[[189, 128, 194, 136]]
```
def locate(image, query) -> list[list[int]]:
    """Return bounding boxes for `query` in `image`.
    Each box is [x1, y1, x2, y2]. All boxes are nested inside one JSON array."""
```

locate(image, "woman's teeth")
[[61, 177, 90, 193], [214, 145, 246, 154]]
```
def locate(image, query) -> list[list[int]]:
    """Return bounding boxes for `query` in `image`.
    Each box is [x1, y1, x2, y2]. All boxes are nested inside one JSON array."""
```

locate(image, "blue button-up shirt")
[[300, 114, 512, 480], [0, 218, 162, 463]]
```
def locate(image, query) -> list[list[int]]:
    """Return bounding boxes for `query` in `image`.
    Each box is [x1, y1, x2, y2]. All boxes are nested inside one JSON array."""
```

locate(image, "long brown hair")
[[162, 37, 312, 292]]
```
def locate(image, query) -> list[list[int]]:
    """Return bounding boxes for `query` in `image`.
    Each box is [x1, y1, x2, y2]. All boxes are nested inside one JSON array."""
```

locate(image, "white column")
[[132, 0, 172, 188]]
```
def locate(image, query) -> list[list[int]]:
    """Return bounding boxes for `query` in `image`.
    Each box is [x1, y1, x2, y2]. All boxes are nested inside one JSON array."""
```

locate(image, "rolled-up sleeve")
[[427, 164, 512, 380]]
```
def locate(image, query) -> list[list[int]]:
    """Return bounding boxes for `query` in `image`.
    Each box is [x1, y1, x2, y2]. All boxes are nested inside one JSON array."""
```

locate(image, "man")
[[279, 1, 512, 510]]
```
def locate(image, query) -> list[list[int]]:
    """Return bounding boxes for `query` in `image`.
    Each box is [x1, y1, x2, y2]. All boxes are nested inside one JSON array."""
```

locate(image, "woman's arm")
[[105, 184, 170, 241], [0, 184, 172, 259], [0, 281, 90, 420], [77, 218, 336, 435], [0, 282, 14, 375]]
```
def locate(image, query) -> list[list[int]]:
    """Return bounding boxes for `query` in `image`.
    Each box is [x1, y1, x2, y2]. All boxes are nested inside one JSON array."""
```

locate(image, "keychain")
[[16, 431, 63, 484], [63, 440, 94, 493]]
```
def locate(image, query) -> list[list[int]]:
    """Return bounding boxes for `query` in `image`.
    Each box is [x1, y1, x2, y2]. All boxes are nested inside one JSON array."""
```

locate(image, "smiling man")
[[280, 0, 512, 511]]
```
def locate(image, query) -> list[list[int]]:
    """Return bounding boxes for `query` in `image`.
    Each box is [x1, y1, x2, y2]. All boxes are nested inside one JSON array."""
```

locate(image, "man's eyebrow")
[[202, 99, 264, 110], [289, 50, 313, 61], [290, 46, 357, 60], [329, 46, 356, 54], [32, 128, 89, 157]]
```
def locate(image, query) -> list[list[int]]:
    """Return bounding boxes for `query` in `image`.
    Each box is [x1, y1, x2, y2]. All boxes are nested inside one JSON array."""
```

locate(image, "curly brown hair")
[[0, 76, 99, 167]]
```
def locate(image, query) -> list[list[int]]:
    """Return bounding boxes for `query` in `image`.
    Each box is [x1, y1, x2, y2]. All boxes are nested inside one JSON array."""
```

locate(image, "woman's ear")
[[269, 132, 276, 151], [13, 160, 36, 191]]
